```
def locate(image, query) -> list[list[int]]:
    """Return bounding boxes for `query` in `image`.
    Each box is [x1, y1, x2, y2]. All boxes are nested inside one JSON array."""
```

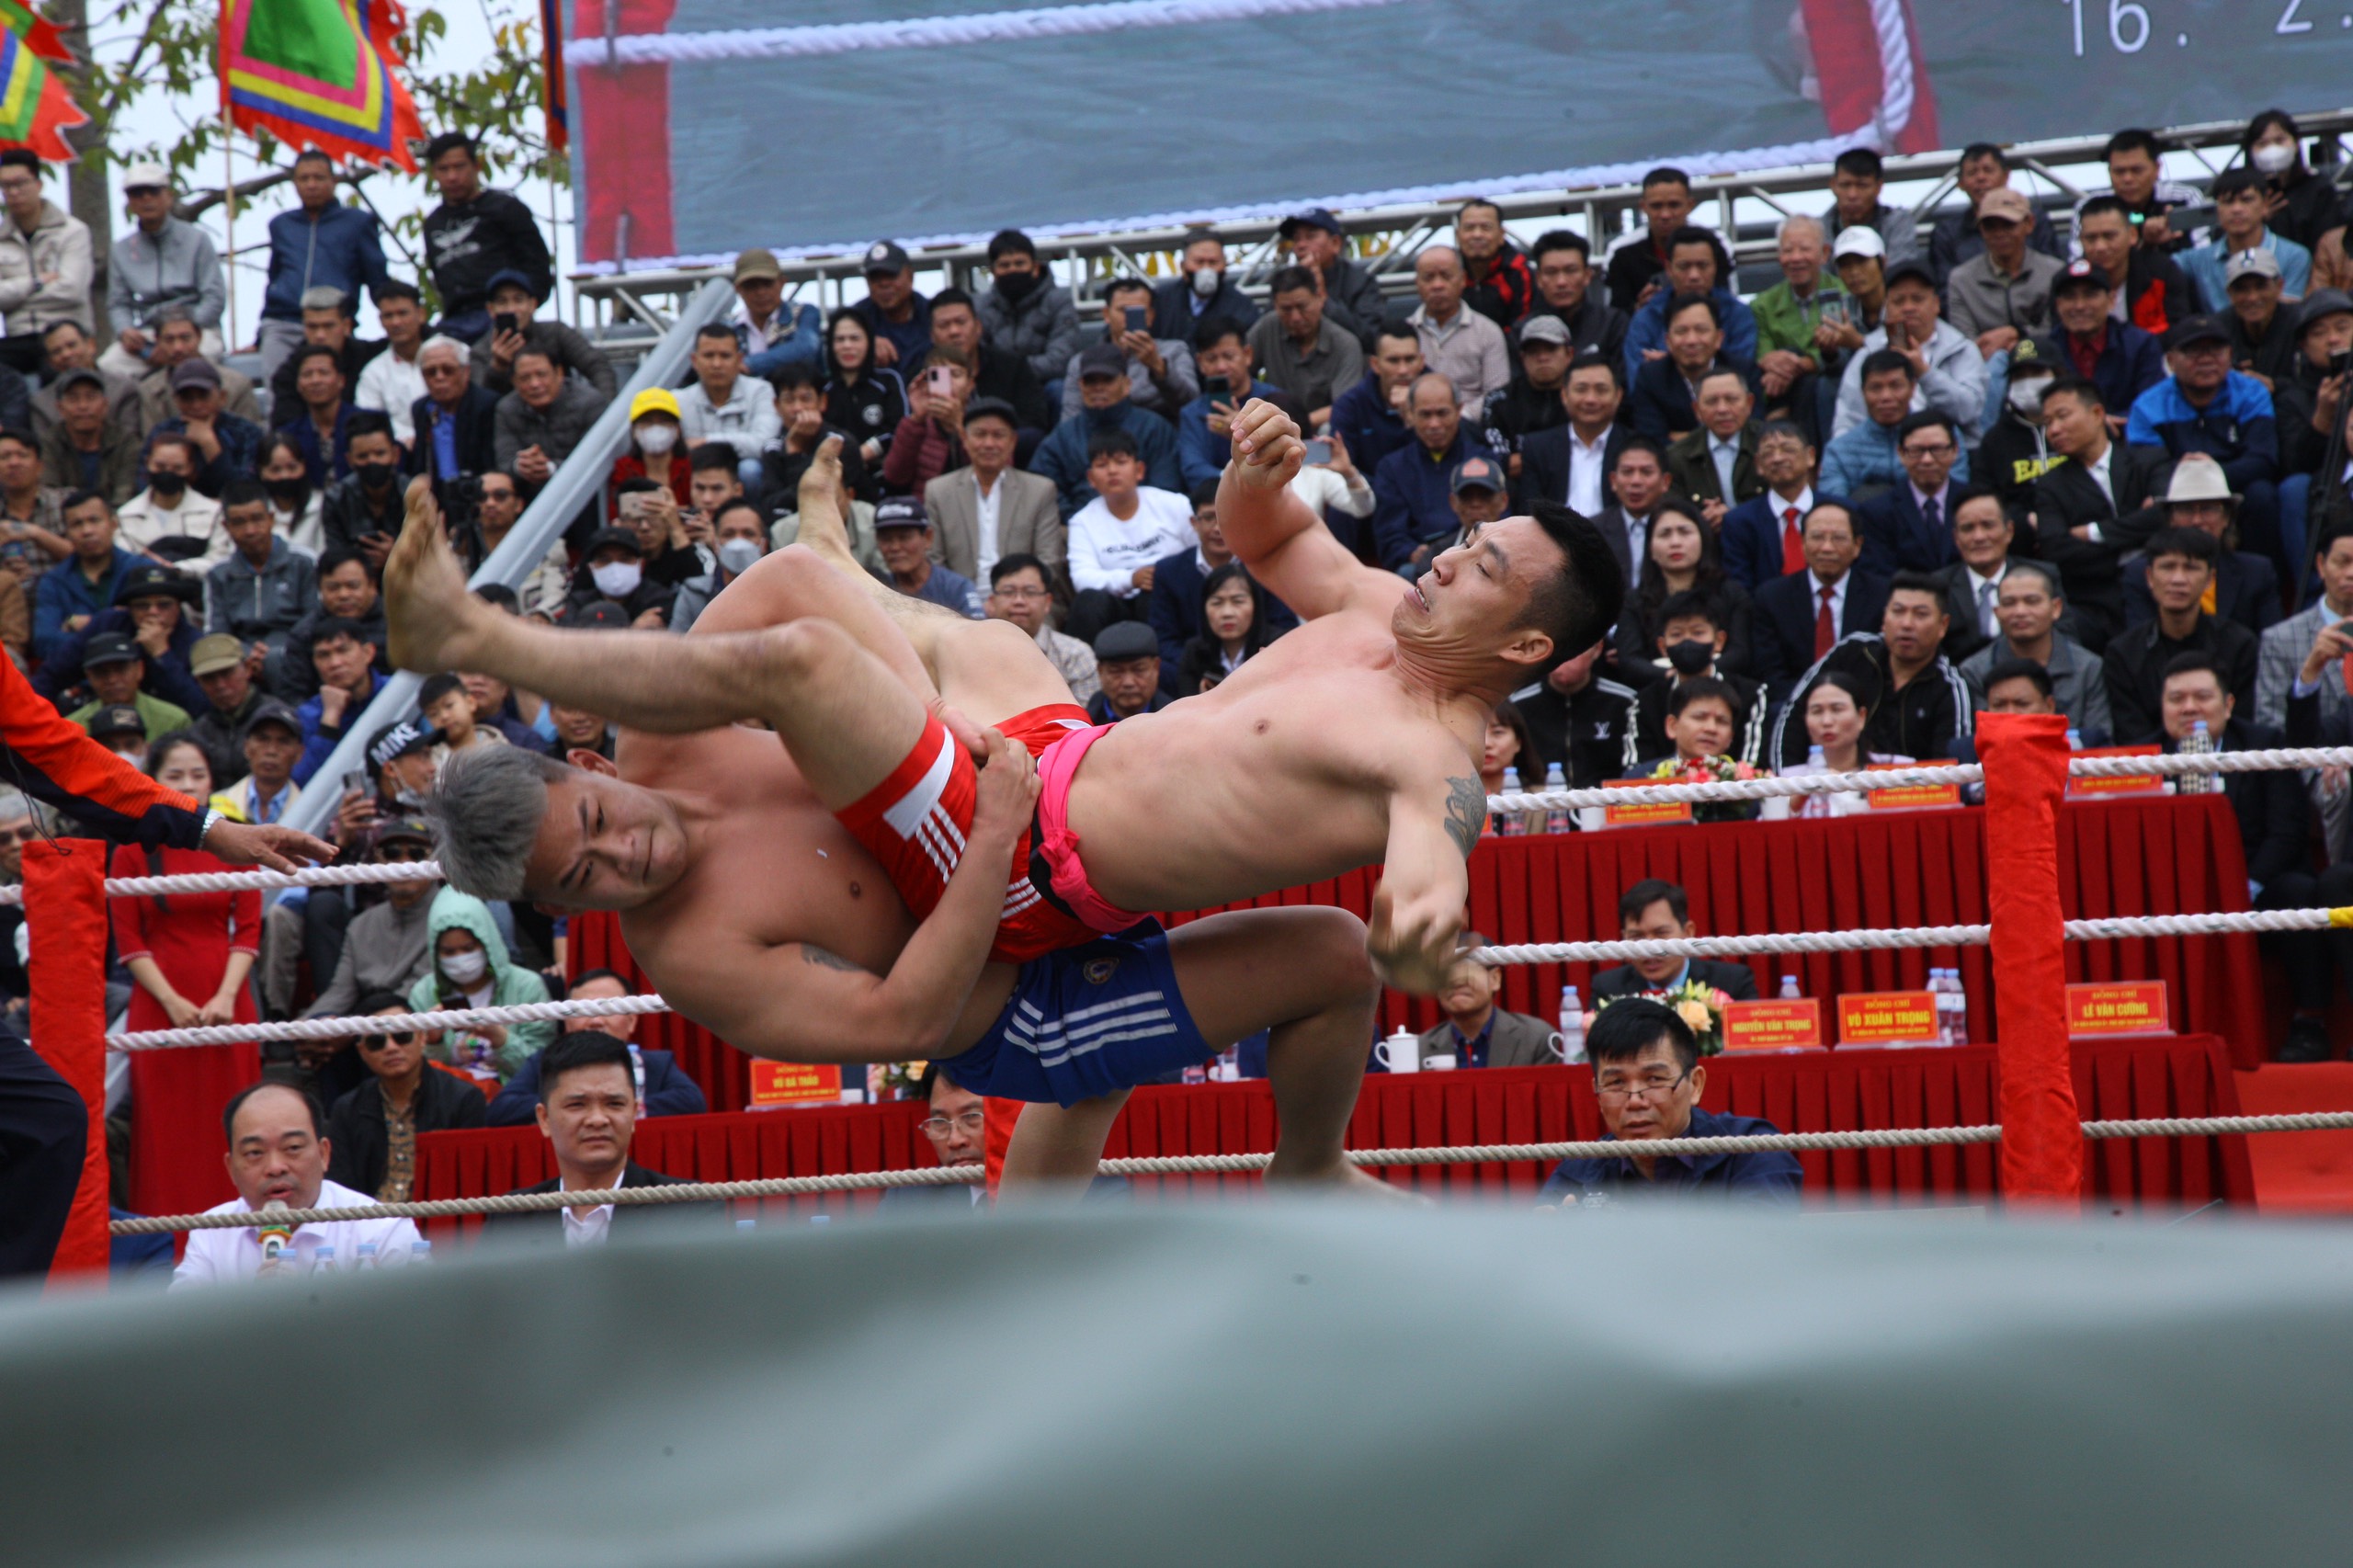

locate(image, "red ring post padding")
[[1977, 712, 2084, 1203], [26, 840, 111, 1280]]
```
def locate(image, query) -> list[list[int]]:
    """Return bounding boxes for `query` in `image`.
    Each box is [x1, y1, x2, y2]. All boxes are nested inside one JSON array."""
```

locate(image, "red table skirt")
[[573, 795, 2268, 1115], [413, 1033, 2251, 1235]]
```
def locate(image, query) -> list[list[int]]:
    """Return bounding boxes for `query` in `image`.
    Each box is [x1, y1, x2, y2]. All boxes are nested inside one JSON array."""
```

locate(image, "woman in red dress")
[[115, 733, 261, 1218]]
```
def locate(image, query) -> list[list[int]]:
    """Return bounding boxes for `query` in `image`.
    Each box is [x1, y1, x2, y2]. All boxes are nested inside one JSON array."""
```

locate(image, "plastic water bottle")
[[1497, 767, 1525, 835], [311, 1244, 336, 1276], [736, 1218, 756, 1233], [1943, 971, 1972, 1048], [1542, 763, 1571, 835], [410, 1239, 432, 1264], [356, 1241, 379, 1272], [1779, 972, 1802, 1001], [2066, 727, 2083, 751], [1557, 985, 1585, 1063], [1807, 744, 1826, 769], [2178, 719, 2215, 794]]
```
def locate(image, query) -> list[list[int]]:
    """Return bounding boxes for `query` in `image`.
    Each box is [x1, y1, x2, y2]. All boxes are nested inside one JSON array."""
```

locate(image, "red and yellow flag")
[[0, 1, 87, 162], [220, 0, 423, 171]]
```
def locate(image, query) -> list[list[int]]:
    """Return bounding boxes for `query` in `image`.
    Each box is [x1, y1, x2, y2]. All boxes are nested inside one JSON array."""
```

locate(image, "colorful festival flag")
[[539, 0, 566, 152], [221, 0, 424, 171], [0, 3, 87, 163]]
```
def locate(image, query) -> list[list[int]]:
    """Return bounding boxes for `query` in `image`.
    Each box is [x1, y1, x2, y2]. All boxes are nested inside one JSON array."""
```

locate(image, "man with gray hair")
[[410, 335, 500, 489]]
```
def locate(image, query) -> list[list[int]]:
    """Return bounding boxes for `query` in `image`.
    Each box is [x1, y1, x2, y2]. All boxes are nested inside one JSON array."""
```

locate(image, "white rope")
[[1486, 747, 2353, 815], [111, 1111, 2353, 1233], [108, 994, 672, 1051], [566, 0, 1410, 65], [0, 858, 445, 907]]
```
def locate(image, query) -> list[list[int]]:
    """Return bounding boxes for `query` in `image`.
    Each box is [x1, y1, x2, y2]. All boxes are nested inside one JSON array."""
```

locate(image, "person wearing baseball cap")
[[1279, 208, 1385, 347], [471, 266, 618, 401], [873, 495, 984, 619], [1086, 619, 1171, 723], [848, 239, 932, 371], [1831, 248, 1989, 447], [2274, 290, 2353, 484], [728, 246, 824, 378], [2219, 248, 2298, 387], [218, 698, 304, 826], [1481, 314, 1575, 458], [2032, 257, 2165, 422], [65, 630, 189, 743], [184, 633, 265, 784], [1442, 454, 1510, 553], [301, 814, 445, 1025], [102, 161, 226, 380], [80, 702, 150, 761], [1944, 187, 2066, 360]]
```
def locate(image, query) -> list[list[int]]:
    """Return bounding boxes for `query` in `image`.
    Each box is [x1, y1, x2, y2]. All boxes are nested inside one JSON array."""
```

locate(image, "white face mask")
[[2252, 142, 2296, 176], [591, 561, 642, 599], [1190, 267, 1221, 299], [2007, 379, 2047, 416], [636, 424, 678, 456], [717, 538, 762, 577], [440, 949, 488, 987]]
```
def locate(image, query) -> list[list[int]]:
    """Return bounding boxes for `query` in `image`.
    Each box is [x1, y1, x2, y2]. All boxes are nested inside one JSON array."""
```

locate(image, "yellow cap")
[[629, 387, 682, 424]]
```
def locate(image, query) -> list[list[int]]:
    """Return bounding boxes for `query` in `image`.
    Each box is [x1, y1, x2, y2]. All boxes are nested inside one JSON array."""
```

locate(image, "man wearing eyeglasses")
[[487, 967, 709, 1126], [984, 552, 1097, 702], [324, 991, 487, 1201], [301, 816, 441, 1028], [881, 1060, 988, 1211], [1538, 997, 1801, 1206]]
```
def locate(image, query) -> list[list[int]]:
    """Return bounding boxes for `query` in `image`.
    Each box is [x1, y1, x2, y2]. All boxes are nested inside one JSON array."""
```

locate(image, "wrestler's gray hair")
[[425, 744, 573, 901]]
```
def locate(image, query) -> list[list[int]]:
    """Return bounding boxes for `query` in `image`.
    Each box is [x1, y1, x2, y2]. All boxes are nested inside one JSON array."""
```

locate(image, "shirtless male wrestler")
[[389, 485, 1383, 1189]]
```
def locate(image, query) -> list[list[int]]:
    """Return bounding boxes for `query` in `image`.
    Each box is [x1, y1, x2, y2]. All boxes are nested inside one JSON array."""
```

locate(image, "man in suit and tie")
[[2255, 528, 2353, 732], [475, 1032, 725, 1248], [2120, 455, 2281, 638], [1927, 487, 2025, 665], [1721, 421, 1822, 591], [1518, 352, 1628, 516], [1590, 879, 1762, 1005], [1663, 367, 1764, 526], [1402, 935, 1563, 1069], [1751, 501, 1892, 692], [923, 396, 1064, 591], [1857, 411, 1967, 575], [1588, 437, 1671, 594], [2028, 375, 2165, 652]]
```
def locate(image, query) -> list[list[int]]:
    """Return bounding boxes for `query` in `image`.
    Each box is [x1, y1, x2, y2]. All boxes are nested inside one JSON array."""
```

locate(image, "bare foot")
[[384, 476, 484, 674], [792, 436, 859, 570], [1267, 1159, 1431, 1204]]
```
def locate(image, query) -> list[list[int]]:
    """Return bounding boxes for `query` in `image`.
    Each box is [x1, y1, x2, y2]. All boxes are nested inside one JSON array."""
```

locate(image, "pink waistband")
[[1034, 722, 1148, 934]]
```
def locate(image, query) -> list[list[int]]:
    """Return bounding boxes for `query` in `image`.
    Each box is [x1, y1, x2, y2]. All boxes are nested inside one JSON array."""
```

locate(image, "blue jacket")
[[1539, 1104, 1802, 1204], [1620, 285, 1759, 383], [31, 547, 139, 666], [1176, 379, 1277, 489], [485, 1041, 710, 1126], [1818, 420, 1972, 500], [262, 202, 392, 323], [295, 670, 383, 786], [1370, 428, 1483, 570], [736, 301, 825, 372], [277, 403, 360, 489], [1030, 402, 1183, 519], [1329, 374, 1412, 478], [2125, 372, 2279, 493], [1721, 490, 1850, 592]]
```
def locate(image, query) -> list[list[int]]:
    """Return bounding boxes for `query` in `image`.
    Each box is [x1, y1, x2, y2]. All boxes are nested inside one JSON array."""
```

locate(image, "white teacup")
[[1374, 1030, 1421, 1074], [1423, 1053, 1458, 1072]]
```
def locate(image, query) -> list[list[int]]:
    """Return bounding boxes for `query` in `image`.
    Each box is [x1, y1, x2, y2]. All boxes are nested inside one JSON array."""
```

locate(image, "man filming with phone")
[[1060, 278, 1198, 420]]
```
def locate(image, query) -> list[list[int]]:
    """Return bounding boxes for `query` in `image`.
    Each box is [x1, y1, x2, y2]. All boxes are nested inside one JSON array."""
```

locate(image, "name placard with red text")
[[1836, 990, 1939, 1046], [1599, 778, 1694, 828], [2066, 745, 2165, 800], [1866, 759, 1963, 812], [749, 1061, 843, 1108], [1722, 998, 1824, 1051], [2065, 982, 2170, 1037]]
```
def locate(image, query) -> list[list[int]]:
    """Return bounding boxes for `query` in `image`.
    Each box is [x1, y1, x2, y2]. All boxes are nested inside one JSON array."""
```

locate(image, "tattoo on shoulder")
[[1442, 776, 1484, 858], [801, 945, 868, 973]]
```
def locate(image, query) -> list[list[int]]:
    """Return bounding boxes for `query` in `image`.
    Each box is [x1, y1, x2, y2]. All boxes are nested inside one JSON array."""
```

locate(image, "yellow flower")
[[1677, 1000, 1714, 1033]]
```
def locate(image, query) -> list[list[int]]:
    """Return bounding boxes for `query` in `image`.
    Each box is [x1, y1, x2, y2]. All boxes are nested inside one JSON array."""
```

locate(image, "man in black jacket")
[[1769, 573, 1973, 767], [324, 993, 488, 1200], [406, 336, 501, 486], [1526, 231, 1629, 363], [2162, 653, 2325, 1060], [2027, 376, 2166, 651], [2103, 528, 2258, 743], [1280, 209, 1388, 348], [420, 132, 554, 343], [476, 1032, 724, 1247], [1591, 879, 1761, 1004], [1510, 642, 1635, 790], [319, 411, 404, 564], [926, 288, 1052, 435]]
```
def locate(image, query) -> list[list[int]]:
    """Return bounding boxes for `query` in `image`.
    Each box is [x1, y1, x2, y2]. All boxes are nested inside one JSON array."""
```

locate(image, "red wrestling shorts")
[[835, 702, 1112, 963]]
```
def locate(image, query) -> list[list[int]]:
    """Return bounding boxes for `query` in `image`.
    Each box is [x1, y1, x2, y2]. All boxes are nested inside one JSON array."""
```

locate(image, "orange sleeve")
[[0, 656, 205, 848]]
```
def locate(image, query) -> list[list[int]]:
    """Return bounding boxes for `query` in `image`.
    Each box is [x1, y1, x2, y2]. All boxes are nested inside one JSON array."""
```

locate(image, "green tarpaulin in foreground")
[[4, 1205, 2350, 1563]]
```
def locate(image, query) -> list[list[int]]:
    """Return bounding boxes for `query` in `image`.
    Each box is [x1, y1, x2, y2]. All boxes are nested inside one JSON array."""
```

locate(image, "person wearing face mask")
[[607, 387, 693, 513], [255, 433, 324, 554], [670, 498, 768, 634], [116, 433, 226, 565], [1622, 591, 1765, 770], [408, 886, 552, 1085], [562, 525, 671, 627], [317, 411, 405, 568], [1150, 229, 1261, 341], [975, 229, 1083, 386], [1971, 341, 2063, 520]]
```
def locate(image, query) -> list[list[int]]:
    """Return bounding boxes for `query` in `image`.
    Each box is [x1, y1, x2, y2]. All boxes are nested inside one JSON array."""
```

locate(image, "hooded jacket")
[[0, 199, 93, 336], [407, 888, 553, 1080]]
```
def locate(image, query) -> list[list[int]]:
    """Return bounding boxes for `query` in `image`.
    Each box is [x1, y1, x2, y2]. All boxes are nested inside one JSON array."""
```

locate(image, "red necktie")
[[1814, 584, 1836, 658], [1779, 506, 1804, 576]]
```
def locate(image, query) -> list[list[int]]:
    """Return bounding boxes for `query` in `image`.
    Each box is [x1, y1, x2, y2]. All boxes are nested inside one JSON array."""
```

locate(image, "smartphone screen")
[[494, 312, 520, 337], [1123, 305, 1147, 334], [342, 770, 368, 799], [1203, 375, 1232, 404], [927, 366, 954, 397], [1303, 437, 1333, 464]]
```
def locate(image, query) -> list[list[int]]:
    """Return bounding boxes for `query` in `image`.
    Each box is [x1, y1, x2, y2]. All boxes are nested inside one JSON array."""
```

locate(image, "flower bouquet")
[[1648, 753, 1762, 824], [869, 1060, 930, 1100], [1594, 976, 1735, 1055]]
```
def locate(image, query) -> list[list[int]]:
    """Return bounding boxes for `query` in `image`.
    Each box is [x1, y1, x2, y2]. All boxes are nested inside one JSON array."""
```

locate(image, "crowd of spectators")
[[12, 106, 2353, 1256]]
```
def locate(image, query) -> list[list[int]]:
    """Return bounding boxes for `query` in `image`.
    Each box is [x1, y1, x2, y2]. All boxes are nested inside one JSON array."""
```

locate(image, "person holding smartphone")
[[1061, 278, 1198, 421], [882, 346, 976, 494]]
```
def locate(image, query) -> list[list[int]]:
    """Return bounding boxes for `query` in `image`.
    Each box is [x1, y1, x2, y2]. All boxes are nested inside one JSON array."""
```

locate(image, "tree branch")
[[177, 166, 294, 220]]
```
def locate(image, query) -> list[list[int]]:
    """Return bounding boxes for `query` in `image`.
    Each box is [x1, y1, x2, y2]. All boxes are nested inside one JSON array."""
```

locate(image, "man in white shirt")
[[1406, 246, 1509, 412], [172, 1081, 423, 1287], [1063, 428, 1195, 642], [475, 1032, 721, 1248], [354, 283, 428, 447], [676, 324, 780, 487], [116, 433, 227, 564]]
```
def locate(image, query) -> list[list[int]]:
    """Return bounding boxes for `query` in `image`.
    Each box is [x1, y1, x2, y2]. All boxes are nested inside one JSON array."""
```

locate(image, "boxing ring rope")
[[24, 721, 2352, 1272], [107, 1110, 2353, 1235]]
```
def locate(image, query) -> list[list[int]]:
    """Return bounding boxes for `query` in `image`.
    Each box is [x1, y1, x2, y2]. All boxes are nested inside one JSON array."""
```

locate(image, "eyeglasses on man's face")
[[919, 1108, 986, 1139], [1593, 1067, 1692, 1104]]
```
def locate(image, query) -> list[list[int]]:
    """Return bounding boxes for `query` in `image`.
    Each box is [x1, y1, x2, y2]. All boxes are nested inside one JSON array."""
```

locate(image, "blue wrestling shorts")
[[932, 920, 1211, 1106]]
